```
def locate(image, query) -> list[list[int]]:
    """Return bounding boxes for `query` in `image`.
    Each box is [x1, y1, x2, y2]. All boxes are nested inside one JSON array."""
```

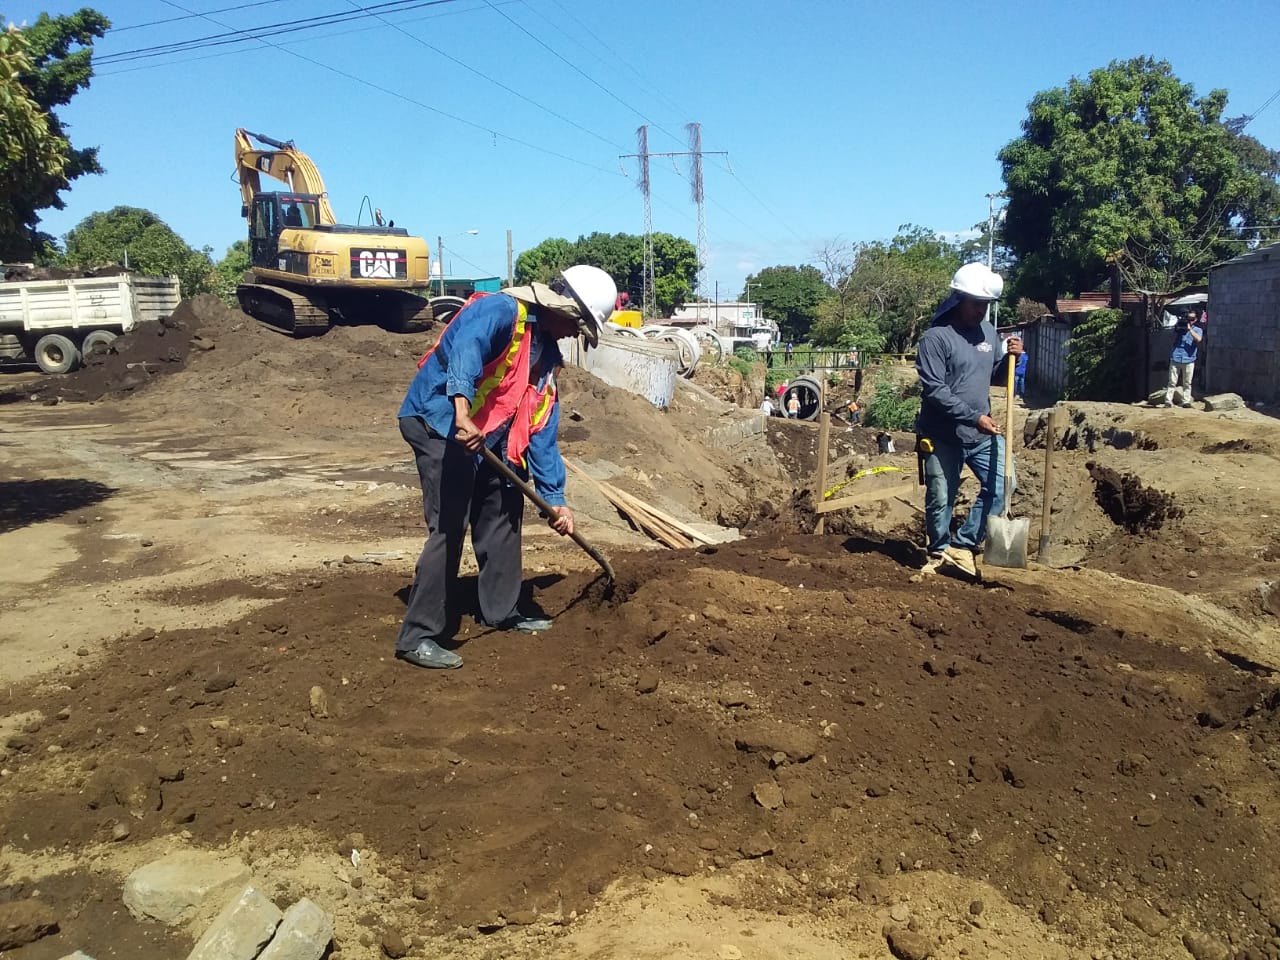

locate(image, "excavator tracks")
[[236, 283, 332, 337]]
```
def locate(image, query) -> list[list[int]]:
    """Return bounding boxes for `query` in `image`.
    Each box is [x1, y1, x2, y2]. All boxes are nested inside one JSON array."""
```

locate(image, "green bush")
[[733, 345, 759, 363], [727, 356, 752, 378], [764, 368, 787, 390], [1065, 308, 1130, 401], [863, 370, 921, 431]]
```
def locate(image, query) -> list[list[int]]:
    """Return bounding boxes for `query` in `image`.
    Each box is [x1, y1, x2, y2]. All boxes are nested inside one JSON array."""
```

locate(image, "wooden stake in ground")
[[815, 410, 830, 534]]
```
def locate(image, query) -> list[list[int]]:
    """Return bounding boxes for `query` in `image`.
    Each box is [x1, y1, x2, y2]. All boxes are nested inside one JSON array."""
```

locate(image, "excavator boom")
[[235, 128, 337, 225]]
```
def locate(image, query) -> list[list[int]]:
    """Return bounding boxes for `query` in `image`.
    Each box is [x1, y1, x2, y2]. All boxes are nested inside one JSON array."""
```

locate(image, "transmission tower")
[[636, 125, 656, 318], [622, 124, 726, 317], [687, 122, 707, 296]]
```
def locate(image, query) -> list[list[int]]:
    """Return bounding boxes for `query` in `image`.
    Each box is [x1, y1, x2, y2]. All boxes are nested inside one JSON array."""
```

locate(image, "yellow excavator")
[[234, 128, 462, 335]]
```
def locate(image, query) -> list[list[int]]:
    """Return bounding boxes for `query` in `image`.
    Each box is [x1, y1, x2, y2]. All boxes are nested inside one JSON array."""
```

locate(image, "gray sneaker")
[[396, 639, 463, 670], [492, 615, 553, 633]]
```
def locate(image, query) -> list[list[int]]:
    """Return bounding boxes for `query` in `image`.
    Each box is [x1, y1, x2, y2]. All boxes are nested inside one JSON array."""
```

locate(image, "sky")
[[7, 0, 1280, 301]]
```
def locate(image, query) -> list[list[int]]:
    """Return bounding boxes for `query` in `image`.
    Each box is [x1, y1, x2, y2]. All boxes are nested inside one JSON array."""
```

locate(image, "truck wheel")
[[34, 333, 81, 374], [82, 329, 118, 358]]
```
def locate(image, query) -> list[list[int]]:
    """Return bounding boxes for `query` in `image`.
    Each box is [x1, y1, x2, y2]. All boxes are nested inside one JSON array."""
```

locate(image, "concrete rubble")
[[123, 850, 252, 925]]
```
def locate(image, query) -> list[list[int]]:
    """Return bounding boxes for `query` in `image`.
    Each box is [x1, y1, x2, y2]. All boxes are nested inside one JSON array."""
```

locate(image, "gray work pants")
[[395, 415, 523, 652]]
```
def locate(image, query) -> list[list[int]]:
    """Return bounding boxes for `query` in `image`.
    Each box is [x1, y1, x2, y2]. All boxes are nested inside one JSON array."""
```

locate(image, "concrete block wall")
[[1209, 248, 1280, 403]]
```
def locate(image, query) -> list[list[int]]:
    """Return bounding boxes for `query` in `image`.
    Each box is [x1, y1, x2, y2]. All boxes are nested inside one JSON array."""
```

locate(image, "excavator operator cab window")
[[279, 196, 320, 229]]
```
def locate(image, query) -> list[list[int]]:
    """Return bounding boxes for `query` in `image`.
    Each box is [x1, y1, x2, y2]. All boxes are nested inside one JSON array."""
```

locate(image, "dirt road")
[[2, 302, 1279, 960]]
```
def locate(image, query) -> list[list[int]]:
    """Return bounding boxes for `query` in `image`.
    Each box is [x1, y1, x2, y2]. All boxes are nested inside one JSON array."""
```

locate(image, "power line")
[[478, 0, 686, 149], [111, 0, 291, 33], [708, 154, 808, 244], [1240, 85, 1280, 128], [530, 0, 689, 122], [96, 1, 518, 76], [342, 0, 626, 150], [98, 0, 457, 64], [155, 0, 619, 174]]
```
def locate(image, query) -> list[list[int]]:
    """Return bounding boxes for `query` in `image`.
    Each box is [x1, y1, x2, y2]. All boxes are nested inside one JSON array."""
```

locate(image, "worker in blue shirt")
[[394, 265, 617, 669]]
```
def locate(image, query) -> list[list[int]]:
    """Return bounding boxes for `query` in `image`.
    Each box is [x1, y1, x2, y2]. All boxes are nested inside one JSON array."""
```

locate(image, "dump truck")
[[0, 272, 181, 373], [234, 128, 461, 336]]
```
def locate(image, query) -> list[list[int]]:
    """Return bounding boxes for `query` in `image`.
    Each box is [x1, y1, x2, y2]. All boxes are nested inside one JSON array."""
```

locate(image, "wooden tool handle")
[[478, 444, 615, 583], [1039, 409, 1057, 557], [1003, 352, 1016, 517]]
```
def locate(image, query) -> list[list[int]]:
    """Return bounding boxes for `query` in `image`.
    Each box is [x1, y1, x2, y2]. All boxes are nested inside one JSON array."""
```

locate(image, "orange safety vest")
[[417, 293, 557, 466]]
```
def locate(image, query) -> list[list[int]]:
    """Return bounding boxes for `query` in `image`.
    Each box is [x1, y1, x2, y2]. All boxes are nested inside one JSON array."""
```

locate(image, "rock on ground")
[[732, 720, 819, 761], [256, 898, 333, 960], [1201, 393, 1245, 412], [185, 886, 282, 960], [885, 926, 933, 960], [123, 850, 251, 925]]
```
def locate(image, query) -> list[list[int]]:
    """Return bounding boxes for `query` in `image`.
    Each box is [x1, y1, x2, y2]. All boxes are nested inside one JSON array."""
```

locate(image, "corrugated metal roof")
[[1212, 240, 1280, 269], [1054, 291, 1145, 313]]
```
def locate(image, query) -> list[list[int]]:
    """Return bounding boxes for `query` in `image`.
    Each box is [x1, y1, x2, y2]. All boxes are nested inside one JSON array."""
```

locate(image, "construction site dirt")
[[2, 298, 1279, 960]]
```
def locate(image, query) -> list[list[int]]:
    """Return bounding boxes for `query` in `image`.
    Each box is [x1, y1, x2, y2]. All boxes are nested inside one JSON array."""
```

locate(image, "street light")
[[435, 230, 479, 296]]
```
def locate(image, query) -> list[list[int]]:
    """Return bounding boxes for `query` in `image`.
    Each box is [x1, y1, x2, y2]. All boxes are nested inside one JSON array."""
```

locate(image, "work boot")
[[939, 546, 978, 578], [491, 615, 553, 634], [920, 553, 945, 575], [396, 639, 463, 670]]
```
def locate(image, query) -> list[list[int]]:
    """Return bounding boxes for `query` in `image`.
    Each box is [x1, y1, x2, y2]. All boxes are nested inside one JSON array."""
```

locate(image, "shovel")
[[478, 444, 616, 584], [984, 355, 1029, 568]]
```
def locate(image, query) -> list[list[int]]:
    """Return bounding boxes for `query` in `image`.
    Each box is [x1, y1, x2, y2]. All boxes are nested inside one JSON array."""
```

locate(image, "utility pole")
[[506, 229, 513, 288], [436, 234, 444, 297], [985, 192, 1007, 268]]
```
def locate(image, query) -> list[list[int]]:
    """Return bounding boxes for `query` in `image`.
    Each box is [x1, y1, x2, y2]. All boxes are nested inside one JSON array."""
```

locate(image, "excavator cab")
[[247, 192, 322, 269]]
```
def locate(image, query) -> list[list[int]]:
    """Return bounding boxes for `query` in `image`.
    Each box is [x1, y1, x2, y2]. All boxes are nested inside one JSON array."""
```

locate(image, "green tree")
[[0, 8, 109, 261], [739, 265, 830, 342], [210, 239, 251, 306], [64, 206, 214, 297], [1064, 308, 1132, 401], [514, 237, 575, 285], [515, 231, 698, 316], [822, 226, 960, 354], [999, 57, 1279, 306]]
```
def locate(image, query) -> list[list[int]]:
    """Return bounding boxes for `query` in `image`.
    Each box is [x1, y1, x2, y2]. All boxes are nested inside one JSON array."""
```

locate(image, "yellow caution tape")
[[823, 464, 903, 500]]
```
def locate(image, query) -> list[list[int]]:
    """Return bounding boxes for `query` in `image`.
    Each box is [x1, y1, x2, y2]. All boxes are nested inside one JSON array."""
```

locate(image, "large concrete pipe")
[[783, 375, 824, 421]]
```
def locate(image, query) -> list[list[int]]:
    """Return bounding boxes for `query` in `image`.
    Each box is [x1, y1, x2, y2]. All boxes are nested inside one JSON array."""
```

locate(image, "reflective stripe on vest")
[[414, 294, 532, 435], [505, 373, 557, 467]]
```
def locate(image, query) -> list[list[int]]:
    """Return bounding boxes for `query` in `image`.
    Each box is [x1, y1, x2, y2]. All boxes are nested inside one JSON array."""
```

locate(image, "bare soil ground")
[[2, 300, 1279, 960]]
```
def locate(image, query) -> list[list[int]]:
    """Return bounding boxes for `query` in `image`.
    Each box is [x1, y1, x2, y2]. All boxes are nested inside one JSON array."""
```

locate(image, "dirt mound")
[[1085, 462, 1183, 534], [3, 535, 1278, 953], [2, 264, 131, 282]]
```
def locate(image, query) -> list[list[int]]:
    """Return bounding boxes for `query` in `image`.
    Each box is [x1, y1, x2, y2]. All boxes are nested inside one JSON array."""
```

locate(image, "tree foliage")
[[515, 231, 698, 316], [0, 8, 109, 261], [738, 265, 830, 341], [999, 57, 1280, 305], [1064, 308, 1132, 401], [63, 206, 214, 297], [810, 226, 961, 354], [211, 239, 251, 306]]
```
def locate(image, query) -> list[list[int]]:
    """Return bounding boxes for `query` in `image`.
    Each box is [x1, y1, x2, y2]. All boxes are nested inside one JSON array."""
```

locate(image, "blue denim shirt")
[[398, 293, 567, 506]]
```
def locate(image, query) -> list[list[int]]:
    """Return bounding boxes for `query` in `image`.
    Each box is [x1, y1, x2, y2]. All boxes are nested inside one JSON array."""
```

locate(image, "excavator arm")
[[234, 128, 338, 225]]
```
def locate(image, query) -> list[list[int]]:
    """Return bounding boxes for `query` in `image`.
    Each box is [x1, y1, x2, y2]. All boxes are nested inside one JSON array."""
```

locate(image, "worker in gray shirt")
[[915, 262, 1023, 578]]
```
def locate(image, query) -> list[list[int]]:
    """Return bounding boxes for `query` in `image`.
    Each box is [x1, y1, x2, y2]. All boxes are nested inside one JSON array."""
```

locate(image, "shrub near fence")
[[1064, 308, 1130, 401]]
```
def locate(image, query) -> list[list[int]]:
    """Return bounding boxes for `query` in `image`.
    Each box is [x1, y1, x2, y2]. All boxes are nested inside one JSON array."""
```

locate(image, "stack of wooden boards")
[[565, 459, 716, 550]]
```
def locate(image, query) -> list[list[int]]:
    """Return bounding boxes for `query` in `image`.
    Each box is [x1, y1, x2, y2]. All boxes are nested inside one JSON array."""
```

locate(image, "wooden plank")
[[814, 484, 908, 515], [566, 458, 711, 545], [564, 459, 693, 549], [604, 482, 714, 545]]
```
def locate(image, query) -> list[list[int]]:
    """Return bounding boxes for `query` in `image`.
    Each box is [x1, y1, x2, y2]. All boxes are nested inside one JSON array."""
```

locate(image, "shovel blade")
[[985, 515, 1030, 568]]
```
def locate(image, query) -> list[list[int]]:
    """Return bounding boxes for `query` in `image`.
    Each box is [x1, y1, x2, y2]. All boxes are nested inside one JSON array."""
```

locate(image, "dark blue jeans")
[[923, 434, 1008, 554]]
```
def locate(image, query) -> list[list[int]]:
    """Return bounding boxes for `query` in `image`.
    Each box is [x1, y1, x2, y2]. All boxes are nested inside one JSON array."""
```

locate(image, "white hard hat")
[[950, 262, 1004, 301], [555, 264, 617, 348]]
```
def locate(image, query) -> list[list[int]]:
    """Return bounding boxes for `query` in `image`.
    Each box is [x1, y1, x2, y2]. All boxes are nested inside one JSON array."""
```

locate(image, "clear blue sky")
[[8, 0, 1280, 300]]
